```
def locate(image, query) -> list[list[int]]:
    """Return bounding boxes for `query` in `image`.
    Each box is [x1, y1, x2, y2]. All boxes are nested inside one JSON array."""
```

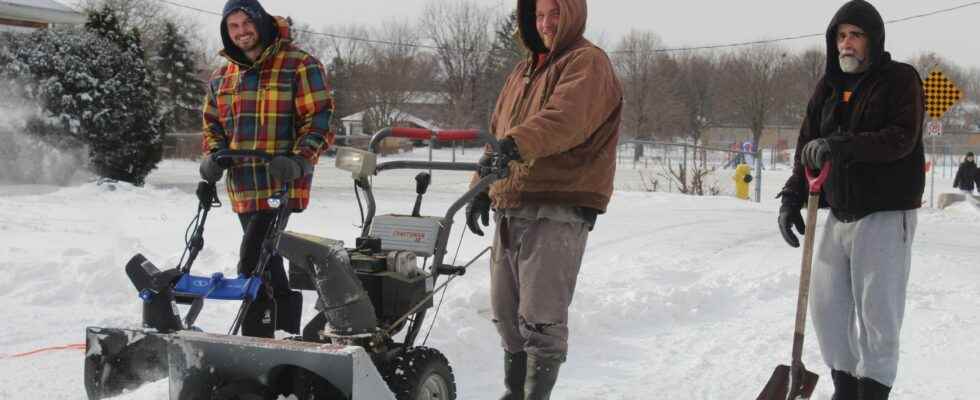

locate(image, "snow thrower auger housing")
[[84, 128, 506, 400]]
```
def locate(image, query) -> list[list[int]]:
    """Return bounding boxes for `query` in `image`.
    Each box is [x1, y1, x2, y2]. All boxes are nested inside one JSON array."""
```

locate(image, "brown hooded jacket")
[[484, 0, 623, 213]]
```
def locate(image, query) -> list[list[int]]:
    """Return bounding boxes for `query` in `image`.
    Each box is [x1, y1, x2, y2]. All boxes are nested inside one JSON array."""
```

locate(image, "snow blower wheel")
[[384, 347, 457, 400]]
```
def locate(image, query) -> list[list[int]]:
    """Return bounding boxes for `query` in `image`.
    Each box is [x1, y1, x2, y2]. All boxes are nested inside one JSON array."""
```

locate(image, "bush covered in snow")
[[0, 7, 166, 186]]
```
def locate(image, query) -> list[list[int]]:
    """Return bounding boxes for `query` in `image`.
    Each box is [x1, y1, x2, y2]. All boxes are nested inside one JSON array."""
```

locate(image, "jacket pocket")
[[259, 83, 294, 128]]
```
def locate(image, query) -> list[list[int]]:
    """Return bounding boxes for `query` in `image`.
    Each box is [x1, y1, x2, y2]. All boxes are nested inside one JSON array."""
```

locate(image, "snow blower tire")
[[384, 347, 456, 400]]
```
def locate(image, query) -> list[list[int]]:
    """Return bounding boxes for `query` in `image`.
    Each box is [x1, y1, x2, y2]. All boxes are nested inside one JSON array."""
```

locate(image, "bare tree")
[[719, 45, 790, 149], [673, 52, 719, 147], [361, 21, 437, 132], [612, 30, 681, 140], [288, 21, 330, 61], [76, 0, 197, 55], [421, 0, 496, 129], [776, 47, 825, 126]]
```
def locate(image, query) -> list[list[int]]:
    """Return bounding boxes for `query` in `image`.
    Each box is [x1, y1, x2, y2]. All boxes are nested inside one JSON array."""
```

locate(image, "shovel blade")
[[757, 364, 819, 400]]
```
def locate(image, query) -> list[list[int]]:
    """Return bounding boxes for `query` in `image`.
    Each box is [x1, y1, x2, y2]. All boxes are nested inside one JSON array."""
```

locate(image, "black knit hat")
[[968, 152, 975, 157]]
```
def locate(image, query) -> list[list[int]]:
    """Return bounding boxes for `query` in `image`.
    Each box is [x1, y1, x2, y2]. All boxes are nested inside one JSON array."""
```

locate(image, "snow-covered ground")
[[1, 148, 978, 399]]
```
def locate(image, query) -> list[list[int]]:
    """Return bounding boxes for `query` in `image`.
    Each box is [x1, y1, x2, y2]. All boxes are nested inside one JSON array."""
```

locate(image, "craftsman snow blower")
[[84, 128, 505, 400]]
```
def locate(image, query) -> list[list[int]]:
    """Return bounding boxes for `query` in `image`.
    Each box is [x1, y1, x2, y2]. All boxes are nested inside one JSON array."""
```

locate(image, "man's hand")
[[269, 155, 311, 182], [477, 153, 493, 178], [801, 138, 831, 170], [499, 137, 521, 164], [199, 154, 229, 182], [466, 191, 492, 236], [778, 202, 806, 248]]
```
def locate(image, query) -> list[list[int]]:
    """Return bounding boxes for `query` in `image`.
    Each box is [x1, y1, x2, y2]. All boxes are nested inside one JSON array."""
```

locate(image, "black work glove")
[[778, 201, 806, 248], [477, 152, 493, 178], [269, 155, 311, 182], [499, 136, 522, 164], [801, 138, 831, 170], [199, 154, 230, 182], [466, 191, 491, 236]]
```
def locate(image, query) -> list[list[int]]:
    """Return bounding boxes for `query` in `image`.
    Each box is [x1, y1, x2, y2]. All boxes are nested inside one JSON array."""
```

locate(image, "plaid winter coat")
[[203, 16, 334, 214]]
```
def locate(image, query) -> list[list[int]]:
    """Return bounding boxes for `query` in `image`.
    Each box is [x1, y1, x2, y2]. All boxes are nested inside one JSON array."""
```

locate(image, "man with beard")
[[199, 0, 334, 338], [465, 0, 622, 398], [777, 1, 925, 399]]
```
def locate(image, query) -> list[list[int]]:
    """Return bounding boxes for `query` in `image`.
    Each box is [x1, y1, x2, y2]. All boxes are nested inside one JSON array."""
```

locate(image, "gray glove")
[[269, 155, 311, 182], [801, 138, 831, 170], [199, 154, 228, 182]]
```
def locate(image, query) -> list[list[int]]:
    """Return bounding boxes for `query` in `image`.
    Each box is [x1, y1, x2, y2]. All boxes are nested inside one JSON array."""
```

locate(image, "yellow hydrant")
[[733, 163, 753, 200]]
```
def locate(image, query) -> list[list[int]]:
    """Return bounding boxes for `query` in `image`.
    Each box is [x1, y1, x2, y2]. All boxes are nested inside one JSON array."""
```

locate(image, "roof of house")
[[0, 0, 86, 25], [342, 108, 440, 132]]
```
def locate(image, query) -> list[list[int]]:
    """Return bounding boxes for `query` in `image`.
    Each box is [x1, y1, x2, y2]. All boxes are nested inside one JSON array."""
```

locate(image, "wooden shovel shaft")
[[791, 193, 821, 364]]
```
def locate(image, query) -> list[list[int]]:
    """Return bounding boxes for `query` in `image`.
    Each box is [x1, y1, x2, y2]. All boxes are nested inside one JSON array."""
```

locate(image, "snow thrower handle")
[[805, 162, 832, 194], [369, 127, 499, 154], [210, 149, 274, 163]]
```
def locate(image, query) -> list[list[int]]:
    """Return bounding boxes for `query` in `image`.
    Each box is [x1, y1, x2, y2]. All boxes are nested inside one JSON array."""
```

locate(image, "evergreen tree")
[[155, 21, 205, 132], [4, 8, 167, 185], [80, 5, 167, 185]]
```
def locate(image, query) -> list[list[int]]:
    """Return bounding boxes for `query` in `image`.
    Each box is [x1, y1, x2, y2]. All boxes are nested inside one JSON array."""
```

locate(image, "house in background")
[[341, 108, 440, 137], [0, 0, 85, 32]]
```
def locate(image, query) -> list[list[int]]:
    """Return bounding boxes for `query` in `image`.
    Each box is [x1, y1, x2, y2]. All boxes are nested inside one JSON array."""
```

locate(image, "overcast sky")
[[171, 0, 980, 69]]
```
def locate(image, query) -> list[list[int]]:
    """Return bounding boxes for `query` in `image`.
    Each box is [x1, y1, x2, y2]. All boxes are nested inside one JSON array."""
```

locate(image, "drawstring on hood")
[[517, 0, 587, 56], [825, 0, 888, 78], [220, 0, 279, 67]]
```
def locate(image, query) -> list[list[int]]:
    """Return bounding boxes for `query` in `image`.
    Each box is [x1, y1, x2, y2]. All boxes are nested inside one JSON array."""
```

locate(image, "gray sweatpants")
[[490, 210, 590, 361], [810, 210, 917, 386]]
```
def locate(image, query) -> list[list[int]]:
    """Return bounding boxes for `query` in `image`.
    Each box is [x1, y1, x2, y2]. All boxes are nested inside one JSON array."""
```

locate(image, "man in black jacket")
[[777, 1, 924, 399], [953, 152, 978, 194]]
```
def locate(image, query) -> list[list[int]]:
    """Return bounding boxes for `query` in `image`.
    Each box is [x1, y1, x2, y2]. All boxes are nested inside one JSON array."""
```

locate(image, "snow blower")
[[84, 128, 506, 400], [757, 162, 831, 400]]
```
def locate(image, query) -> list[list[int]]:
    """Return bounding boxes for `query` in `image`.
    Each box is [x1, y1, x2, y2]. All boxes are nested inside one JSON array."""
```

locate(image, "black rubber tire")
[[383, 347, 457, 400]]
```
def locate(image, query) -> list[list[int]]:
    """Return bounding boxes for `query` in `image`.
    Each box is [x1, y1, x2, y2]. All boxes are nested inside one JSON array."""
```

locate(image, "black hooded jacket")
[[220, 0, 279, 66], [781, 0, 926, 222], [953, 160, 978, 192]]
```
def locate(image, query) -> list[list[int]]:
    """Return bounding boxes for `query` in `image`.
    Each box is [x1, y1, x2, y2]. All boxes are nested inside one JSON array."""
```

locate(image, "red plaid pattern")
[[203, 17, 335, 213]]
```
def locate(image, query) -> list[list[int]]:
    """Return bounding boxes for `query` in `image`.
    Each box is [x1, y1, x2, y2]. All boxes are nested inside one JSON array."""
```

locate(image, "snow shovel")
[[757, 161, 831, 400]]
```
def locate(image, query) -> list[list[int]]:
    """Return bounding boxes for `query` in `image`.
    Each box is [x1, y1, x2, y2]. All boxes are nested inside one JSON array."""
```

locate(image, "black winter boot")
[[831, 370, 859, 400], [524, 353, 562, 400], [499, 351, 527, 400], [859, 377, 891, 400]]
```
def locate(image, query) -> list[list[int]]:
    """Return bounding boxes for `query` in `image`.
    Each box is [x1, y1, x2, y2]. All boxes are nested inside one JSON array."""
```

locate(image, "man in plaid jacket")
[[198, 0, 334, 337]]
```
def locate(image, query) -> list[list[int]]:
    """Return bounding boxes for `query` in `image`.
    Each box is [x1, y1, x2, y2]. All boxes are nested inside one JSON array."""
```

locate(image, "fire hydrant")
[[733, 163, 753, 200]]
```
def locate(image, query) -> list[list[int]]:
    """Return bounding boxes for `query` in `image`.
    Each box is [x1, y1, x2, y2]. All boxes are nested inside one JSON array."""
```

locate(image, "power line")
[[615, 1, 980, 54], [160, 0, 979, 54]]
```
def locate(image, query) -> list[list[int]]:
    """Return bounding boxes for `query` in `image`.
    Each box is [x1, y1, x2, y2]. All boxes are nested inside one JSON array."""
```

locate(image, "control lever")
[[412, 172, 431, 217]]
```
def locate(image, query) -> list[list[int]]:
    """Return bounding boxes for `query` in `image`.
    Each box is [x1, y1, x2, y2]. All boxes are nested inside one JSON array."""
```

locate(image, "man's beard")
[[839, 54, 868, 74]]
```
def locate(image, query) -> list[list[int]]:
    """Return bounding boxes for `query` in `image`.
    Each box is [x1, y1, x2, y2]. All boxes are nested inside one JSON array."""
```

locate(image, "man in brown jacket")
[[465, 0, 622, 398]]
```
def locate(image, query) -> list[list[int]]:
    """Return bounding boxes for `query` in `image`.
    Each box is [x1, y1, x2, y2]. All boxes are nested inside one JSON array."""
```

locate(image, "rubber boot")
[[499, 351, 526, 400], [524, 353, 562, 400], [859, 378, 891, 400], [831, 370, 859, 400]]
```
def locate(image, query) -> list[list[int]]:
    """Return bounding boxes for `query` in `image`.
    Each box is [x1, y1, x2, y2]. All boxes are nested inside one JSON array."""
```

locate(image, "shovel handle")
[[805, 162, 831, 194]]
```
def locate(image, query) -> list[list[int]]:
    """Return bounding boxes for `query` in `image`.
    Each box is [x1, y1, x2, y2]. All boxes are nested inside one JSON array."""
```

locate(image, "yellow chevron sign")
[[922, 70, 963, 119]]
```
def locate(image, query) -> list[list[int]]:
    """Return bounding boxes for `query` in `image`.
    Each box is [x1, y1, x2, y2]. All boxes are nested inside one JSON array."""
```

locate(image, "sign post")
[[922, 70, 963, 208]]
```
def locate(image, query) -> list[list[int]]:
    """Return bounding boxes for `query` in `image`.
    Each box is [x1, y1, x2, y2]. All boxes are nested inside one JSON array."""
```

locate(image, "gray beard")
[[839, 55, 868, 74]]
